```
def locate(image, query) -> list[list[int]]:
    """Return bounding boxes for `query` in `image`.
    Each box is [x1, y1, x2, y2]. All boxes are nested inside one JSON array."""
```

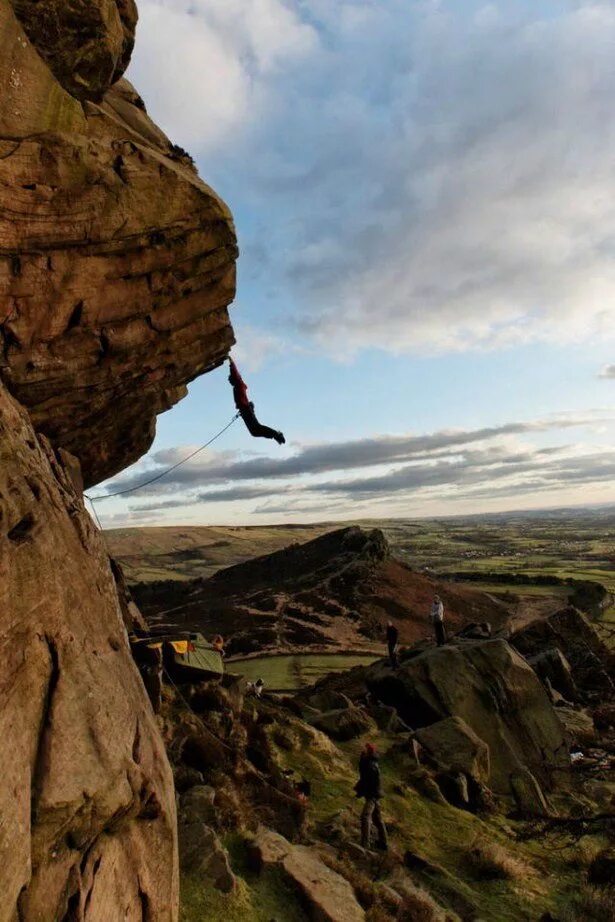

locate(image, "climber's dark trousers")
[[361, 799, 388, 849], [240, 406, 281, 441], [435, 621, 447, 647]]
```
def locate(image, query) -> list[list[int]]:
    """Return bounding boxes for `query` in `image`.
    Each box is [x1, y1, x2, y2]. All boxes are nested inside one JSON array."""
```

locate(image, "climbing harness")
[[84, 412, 240, 528]]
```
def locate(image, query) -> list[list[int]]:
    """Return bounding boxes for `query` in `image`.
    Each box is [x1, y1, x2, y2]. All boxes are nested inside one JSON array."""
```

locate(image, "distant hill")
[[106, 523, 334, 583], [131, 526, 511, 656]]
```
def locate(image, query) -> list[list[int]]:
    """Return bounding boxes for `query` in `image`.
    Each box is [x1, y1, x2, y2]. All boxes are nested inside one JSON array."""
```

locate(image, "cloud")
[[130, 1, 615, 357], [102, 412, 611, 496], [128, 0, 316, 152], [598, 364, 615, 379], [116, 411, 615, 521]]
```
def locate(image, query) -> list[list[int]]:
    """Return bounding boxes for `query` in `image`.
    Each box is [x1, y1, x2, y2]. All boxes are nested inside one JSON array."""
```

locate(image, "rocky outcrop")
[[511, 607, 614, 703], [133, 526, 511, 656], [0, 382, 177, 920], [366, 639, 569, 794], [1, 0, 237, 486], [9, 0, 137, 100], [0, 0, 238, 917]]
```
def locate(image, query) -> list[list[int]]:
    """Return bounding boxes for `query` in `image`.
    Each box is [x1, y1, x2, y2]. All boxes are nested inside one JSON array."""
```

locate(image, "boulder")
[[367, 639, 568, 794], [456, 621, 492, 640], [556, 707, 596, 746], [526, 648, 577, 702], [180, 785, 217, 827], [173, 765, 205, 794], [510, 768, 552, 818], [309, 707, 377, 742], [368, 703, 411, 733], [414, 716, 490, 783], [511, 608, 614, 702], [248, 827, 365, 922], [305, 689, 353, 713], [435, 771, 470, 810], [385, 871, 447, 922], [178, 821, 235, 892]]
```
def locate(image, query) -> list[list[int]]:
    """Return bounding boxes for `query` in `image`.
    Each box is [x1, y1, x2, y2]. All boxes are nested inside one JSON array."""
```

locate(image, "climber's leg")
[[240, 406, 285, 444]]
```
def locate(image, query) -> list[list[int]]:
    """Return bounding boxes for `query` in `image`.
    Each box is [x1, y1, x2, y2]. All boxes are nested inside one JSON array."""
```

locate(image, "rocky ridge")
[[0, 1, 237, 918], [133, 526, 511, 656]]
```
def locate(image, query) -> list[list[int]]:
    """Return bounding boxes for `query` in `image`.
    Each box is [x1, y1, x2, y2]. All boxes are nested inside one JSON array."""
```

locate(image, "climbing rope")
[[85, 412, 240, 503], [83, 412, 240, 535]]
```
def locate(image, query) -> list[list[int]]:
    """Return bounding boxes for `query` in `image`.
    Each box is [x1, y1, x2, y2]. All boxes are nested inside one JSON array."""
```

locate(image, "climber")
[[355, 742, 388, 851], [386, 620, 399, 668], [430, 594, 446, 647], [228, 357, 285, 445]]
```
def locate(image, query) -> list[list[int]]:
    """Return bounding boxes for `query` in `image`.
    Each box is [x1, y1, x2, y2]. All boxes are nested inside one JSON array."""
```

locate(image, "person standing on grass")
[[386, 620, 399, 668], [355, 743, 388, 851], [430, 594, 446, 646]]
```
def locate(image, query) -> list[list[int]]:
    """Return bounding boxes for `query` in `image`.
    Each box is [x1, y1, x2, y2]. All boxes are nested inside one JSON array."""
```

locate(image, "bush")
[[561, 885, 615, 922], [467, 840, 531, 880]]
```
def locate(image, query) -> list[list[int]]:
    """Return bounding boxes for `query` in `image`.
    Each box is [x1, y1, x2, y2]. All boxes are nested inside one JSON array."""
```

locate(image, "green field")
[[227, 653, 378, 691]]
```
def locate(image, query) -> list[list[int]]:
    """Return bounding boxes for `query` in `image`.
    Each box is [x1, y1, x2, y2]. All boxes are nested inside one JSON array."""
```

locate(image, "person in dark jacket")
[[228, 357, 285, 444], [386, 620, 399, 668], [355, 743, 388, 851]]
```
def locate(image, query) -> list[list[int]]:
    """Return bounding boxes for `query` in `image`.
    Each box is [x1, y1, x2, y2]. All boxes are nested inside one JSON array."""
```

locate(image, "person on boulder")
[[386, 620, 399, 668], [430, 594, 446, 646], [228, 357, 285, 445], [355, 742, 388, 851]]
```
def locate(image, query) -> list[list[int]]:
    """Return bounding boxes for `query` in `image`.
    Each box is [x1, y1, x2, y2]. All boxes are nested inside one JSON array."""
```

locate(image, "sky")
[[96, 0, 615, 527]]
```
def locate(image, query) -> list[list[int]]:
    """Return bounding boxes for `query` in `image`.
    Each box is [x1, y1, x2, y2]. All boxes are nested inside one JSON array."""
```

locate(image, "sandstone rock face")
[[0, 382, 177, 920], [0, 0, 237, 917], [9, 0, 137, 100], [367, 640, 569, 793], [0, 0, 237, 486]]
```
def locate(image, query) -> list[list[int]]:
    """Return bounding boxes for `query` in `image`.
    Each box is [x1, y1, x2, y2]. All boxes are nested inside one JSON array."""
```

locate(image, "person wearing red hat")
[[228, 357, 285, 445], [355, 742, 388, 851]]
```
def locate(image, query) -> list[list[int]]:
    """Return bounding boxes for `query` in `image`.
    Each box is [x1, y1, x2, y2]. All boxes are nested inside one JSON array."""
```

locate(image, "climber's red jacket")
[[228, 358, 250, 411]]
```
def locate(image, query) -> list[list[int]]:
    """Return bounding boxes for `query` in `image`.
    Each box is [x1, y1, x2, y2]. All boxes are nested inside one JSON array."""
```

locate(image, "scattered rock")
[[435, 771, 470, 810], [526, 648, 578, 702], [368, 703, 411, 733], [248, 827, 365, 921], [456, 621, 492, 640], [173, 764, 205, 794], [309, 706, 377, 742], [305, 689, 353, 713], [510, 768, 552, 818], [556, 706, 596, 746], [180, 785, 217, 827], [385, 872, 447, 922], [367, 639, 568, 793], [179, 820, 236, 892], [512, 607, 614, 703]]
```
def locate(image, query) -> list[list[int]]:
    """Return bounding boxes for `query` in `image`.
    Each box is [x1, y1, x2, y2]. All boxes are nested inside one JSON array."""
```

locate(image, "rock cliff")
[[1, 0, 237, 487], [0, 1, 237, 918]]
